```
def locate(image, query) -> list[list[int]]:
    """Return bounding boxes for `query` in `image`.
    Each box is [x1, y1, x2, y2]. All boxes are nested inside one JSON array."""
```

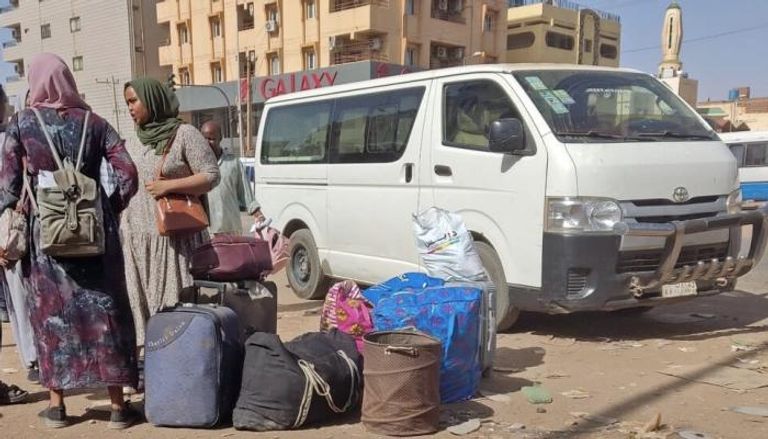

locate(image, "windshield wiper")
[[635, 131, 715, 140], [555, 131, 648, 141]]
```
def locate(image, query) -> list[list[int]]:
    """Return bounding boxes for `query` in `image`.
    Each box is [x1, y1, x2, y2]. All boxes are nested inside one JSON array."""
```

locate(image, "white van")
[[255, 64, 767, 330], [720, 131, 768, 203]]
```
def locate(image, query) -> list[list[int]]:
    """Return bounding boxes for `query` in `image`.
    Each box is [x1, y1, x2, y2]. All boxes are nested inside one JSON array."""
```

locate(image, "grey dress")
[[120, 125, 220, 345]]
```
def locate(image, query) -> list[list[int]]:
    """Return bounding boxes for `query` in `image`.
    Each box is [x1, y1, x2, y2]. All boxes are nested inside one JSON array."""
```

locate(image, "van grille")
[[616, 243, 729, 274]]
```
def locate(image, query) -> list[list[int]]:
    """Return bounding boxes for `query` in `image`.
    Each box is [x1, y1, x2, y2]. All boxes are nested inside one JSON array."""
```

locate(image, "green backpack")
[[31, 108, 105, 258]]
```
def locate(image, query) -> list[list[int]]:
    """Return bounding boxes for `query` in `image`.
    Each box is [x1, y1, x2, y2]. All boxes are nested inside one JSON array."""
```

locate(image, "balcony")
[[156, 1, 175, 24], [2, 40, 17, 49], [431, 9, 465, 24], [330, 37, 389, 65], [429, 44, 464, 69], [330, 0, 389, 13], [158, 44, 179, 66]]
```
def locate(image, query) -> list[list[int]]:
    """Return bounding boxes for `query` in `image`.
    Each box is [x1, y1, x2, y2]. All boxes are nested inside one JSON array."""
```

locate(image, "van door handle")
[[404, 163, 414, 183], [434, 165, 453, 177]]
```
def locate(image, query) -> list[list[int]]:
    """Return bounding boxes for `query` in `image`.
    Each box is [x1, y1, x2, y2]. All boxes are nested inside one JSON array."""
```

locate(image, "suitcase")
[[144, 304, 243, 428], [193, 280, 278, 343]]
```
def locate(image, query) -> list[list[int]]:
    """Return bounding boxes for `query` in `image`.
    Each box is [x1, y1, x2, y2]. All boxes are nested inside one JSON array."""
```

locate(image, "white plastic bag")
[[413, 207, 488, 282]]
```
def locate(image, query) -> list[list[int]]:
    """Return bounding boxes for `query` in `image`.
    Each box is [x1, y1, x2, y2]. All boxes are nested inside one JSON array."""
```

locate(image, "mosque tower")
[[659, 1, 683, 77]]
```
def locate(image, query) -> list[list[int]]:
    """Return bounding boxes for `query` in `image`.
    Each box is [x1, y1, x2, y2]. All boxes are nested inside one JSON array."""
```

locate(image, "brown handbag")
[[154, 128, 209, 236], [190, 235, 273, 281]]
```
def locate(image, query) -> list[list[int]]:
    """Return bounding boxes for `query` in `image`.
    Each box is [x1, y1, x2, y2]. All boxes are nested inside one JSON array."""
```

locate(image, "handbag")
[[154, 127, 209, 236], [0, 163, 36, 261], [190, 235, 273, 281]]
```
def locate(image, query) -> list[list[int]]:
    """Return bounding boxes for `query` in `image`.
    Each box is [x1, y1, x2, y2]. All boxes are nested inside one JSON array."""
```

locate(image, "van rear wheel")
[[475, 241, 519, 331], [287, 229, 329, 300]]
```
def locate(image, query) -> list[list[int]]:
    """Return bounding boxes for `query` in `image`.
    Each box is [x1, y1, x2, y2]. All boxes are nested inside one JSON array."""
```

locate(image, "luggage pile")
[[141, 207, 496, 437]]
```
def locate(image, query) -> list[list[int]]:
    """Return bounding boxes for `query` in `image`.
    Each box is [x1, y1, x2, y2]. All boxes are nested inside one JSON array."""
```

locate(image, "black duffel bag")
[[233, 329, 362, 431]]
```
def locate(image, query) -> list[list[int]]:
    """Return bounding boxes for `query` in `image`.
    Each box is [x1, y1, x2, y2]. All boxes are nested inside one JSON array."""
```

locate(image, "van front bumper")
[[538, 208, 768, 313]]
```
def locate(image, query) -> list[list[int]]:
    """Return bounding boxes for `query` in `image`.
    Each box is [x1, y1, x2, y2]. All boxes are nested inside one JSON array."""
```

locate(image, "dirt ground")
[[1, 248, 767, 438]]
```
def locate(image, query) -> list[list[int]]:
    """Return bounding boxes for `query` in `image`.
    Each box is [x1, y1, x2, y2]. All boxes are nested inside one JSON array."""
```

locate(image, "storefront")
[[176, 61, 418, 161]]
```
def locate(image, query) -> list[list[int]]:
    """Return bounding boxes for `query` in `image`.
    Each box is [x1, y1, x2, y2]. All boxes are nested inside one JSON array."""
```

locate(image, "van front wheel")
[[475, 241, 519, 331], [287, 229, 329, 300]]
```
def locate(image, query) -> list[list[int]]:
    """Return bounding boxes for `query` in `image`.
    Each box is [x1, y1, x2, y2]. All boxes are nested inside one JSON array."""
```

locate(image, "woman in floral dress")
[[0, 54, 141, 429]]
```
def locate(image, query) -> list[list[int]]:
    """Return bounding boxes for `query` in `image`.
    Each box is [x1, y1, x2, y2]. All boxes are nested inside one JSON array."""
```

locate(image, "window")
[[178, 23, 189, 44], [483, 10, 496, 32], [268, 54, 281, 75], [443, 80, 523, 150], [584, 39, 593, 53], [405, 46, 418, 66], [545, 32, 574, 50], [600, 44, 618, 59], [745, 143, 768, 167], [266, 5, 279, 23], [69, 16, 81, 33], [303, 48, 316, 70], [179, 68, 190, 85], [730, 144, 745, 167], [41, 24, 51, 39], [331, 88, 425, 163], [512, 70, 714, 142], [72, 56, 83, 71], [210, 16, 221, 37], [507, 32, 535, 50], [262, 101, 332, 164], [211, 63, 223, 83], [406, 0, 416, 15], [304, 0, 315, 19]]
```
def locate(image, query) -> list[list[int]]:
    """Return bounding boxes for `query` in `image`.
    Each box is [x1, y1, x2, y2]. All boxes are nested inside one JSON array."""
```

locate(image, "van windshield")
[[513, 70, 716, 143]]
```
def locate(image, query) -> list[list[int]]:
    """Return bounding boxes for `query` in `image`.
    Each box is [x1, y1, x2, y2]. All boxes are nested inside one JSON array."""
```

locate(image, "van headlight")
[[727, 189, 742, 214], [546, 197, 623, 233]]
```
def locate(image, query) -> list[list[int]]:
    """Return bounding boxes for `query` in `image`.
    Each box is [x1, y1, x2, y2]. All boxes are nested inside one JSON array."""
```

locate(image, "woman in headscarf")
[[0, 53, 141, 428], [120, 78, 219, 347]]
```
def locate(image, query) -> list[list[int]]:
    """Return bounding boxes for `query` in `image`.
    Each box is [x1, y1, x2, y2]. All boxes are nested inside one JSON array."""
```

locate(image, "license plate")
[[661, 281, 698, 298]]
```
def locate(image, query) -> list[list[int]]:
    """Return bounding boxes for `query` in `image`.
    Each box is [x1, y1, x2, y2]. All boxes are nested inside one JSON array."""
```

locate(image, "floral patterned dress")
[[0, 108, 139, 390]]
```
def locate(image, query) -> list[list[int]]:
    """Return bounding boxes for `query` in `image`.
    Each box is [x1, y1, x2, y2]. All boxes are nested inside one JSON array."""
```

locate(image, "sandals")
[[0, 380, 29, 405]]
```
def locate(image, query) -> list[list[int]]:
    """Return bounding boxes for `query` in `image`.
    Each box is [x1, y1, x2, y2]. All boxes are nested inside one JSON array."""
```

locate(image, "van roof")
[[265, 63, 645, 105], [719, 131, 768, 144]]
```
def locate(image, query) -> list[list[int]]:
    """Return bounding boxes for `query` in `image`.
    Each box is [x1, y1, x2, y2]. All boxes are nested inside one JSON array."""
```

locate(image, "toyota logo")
[[673, 187, 690, 203]]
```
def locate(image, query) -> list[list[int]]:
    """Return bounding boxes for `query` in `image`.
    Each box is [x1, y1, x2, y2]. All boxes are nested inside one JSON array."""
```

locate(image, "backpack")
[[31, 108, 105, 258]]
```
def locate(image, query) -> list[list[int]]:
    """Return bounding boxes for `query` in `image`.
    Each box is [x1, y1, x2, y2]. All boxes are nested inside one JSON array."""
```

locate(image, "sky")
[[0, 0, 766, 101]]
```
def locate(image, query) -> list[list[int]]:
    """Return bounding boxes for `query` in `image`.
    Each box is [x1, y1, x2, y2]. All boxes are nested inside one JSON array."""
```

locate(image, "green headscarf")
[[126, 77, 183, 155]]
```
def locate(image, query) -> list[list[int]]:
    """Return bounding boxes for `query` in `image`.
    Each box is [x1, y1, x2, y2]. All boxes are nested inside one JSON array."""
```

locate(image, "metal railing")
[[431, 8, 466, 24], [330, 0, 389, 13], [508, 0, 620, 23]]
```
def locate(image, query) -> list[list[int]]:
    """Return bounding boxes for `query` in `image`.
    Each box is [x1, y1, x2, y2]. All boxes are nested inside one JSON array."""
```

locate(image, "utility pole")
[[96, 76, 122, 135]]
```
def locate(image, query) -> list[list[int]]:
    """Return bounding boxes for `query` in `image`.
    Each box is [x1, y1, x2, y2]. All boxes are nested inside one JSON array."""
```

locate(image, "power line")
[[624, 22, 768, 53]]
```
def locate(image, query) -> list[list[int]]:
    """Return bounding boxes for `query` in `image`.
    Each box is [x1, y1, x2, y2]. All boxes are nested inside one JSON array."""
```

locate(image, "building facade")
[[0, 0, 170, 138], [505, 0, 621, 67], [156, 0, 508, 85], [698, 94, 768, 132]]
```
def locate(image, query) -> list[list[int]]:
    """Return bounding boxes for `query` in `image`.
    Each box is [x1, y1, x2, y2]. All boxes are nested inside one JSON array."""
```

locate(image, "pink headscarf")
[[27, 53, 90, 110]]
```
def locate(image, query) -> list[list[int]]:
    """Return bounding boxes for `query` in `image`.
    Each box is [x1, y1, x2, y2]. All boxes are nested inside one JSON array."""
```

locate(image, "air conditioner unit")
[[436, 47, 448, 59], [369, 38, 382, 50], [328, 36, 338, 50], [265, 20, 278, 32], [453, 47, 464, 59], [438, 0, 448, 12]]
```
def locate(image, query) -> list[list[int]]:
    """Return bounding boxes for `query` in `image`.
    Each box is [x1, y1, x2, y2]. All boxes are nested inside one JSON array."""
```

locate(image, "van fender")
[[275, 202, 326, 250], [457, 210, 514, 279]]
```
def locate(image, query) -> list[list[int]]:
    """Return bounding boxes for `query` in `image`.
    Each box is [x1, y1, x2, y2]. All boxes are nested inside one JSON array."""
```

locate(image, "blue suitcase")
[[145, 304, 243, 428]]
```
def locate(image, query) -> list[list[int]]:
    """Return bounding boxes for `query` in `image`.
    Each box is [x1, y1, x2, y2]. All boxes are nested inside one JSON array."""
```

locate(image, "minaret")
[[659, 1, 683, 77]]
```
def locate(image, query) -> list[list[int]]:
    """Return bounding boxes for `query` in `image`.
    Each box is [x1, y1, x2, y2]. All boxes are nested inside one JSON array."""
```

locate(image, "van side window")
[[331, 87, 425, 164], [745, 142, 768, 167], [261, 100, 332, 164], [443, 80, 522, 150], [729, 144, 745, 167]]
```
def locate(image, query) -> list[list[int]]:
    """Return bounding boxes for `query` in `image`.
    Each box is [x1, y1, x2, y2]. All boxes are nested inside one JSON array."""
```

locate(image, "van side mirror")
[[488, 118, 525, 154]]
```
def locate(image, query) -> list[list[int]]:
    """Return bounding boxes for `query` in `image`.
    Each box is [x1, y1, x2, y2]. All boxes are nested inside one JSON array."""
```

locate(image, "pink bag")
[[255, 226, 289, 275], [320, 280, 373, 353]]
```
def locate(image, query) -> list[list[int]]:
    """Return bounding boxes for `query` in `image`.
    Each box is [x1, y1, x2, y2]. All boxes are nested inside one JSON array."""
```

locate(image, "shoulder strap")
[[75, 111, 91, 171], [156, 125, 182, 180], [31, 108, 64, 171]]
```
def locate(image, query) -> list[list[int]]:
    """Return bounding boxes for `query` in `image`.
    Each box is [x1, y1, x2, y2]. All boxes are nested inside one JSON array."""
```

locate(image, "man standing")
[[201, 120, 264, 235]]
